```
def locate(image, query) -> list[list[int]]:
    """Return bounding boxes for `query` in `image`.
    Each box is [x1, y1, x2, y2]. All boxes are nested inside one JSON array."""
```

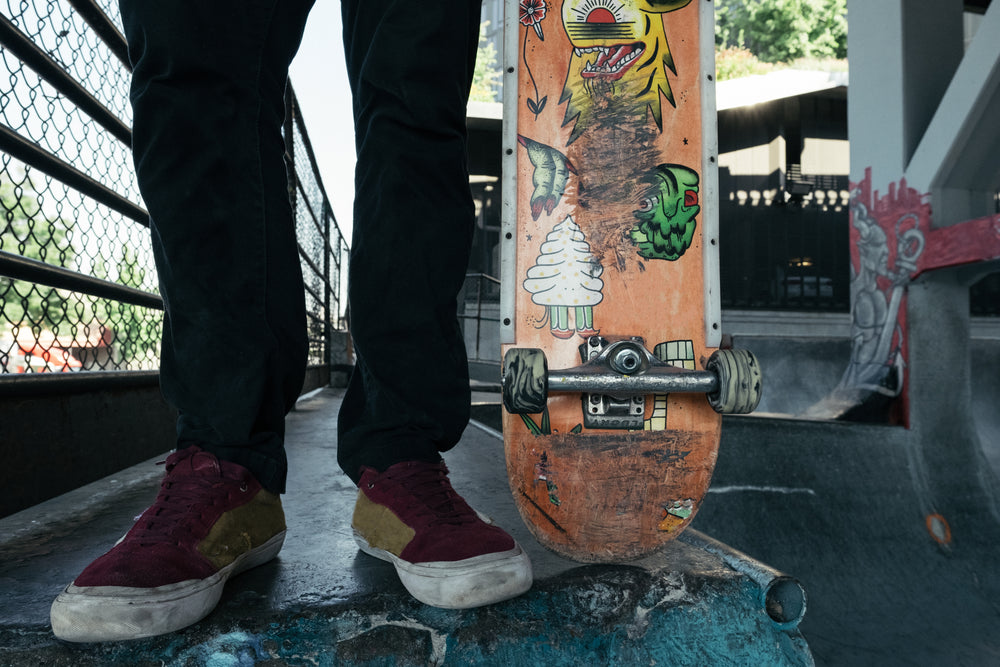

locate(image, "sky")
[[287, 0, 356, 245]]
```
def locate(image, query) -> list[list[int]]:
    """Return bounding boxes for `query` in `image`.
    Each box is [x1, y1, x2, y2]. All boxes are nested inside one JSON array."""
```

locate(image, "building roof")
[[716, 69, 848, 111]]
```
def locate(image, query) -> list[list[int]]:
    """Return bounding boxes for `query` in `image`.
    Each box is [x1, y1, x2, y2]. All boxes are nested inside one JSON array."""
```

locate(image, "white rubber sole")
[[50, 531, 286, 643], [354, 530, 533, 609]]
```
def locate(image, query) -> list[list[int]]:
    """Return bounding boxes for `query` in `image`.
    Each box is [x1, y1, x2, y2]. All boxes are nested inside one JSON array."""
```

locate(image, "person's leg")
[[50, 0, 313, 642], [338, 0, 533, 609], [131, 0, 312, 494], [337, 0, 480, 482]]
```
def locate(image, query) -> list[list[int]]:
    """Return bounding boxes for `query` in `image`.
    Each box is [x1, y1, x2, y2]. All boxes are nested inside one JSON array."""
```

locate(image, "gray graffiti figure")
[[841, 192, 925, 394]]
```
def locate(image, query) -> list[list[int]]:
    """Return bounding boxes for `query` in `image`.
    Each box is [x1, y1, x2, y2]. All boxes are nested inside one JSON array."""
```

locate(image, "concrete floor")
[[0, 387, 812, 666]]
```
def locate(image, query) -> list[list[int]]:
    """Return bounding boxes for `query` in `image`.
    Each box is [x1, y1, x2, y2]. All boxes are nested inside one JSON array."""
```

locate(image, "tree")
[[0, 174, 77, 333], [92, 248, 161, 367], [715, 0, 847, 64], [2, 171, 160, 368], [471, 21, 501, 103]]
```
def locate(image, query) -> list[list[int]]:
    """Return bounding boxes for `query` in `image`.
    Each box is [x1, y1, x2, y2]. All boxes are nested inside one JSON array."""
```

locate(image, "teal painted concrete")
[[1, 555, 810, 665]]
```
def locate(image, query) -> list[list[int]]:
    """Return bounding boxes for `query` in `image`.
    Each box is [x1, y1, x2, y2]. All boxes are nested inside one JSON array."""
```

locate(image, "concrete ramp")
[[697, 414, 1000, 666]]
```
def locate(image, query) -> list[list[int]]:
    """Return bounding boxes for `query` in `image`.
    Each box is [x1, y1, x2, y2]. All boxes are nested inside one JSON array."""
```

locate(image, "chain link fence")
[[286, 90, 349, 366], [1, 0, 347, 380]]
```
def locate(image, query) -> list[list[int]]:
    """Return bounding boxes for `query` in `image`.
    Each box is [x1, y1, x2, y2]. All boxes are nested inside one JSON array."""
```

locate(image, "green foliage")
[[715, 0, 847, 64], [0, 176, 77, 333], [715, 46, 773, 81], [2, 172, 160, 367], [471, 21, 501, 103], [93, 248, 161, 365]]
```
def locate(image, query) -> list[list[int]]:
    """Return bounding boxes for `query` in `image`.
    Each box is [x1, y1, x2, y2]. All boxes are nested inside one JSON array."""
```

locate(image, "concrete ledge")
[[0, 542, 811, 665], [0, 380, 176, 519], [0, 364, 338, 519]]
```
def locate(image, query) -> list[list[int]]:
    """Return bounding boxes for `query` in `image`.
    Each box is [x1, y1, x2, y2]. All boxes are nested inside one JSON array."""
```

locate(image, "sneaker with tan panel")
[[50, 446, 286, 642], [352, 460, 532, 609]]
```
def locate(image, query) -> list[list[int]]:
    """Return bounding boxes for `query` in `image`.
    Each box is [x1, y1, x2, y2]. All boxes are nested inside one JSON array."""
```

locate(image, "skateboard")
[[499, 0, 761, 562]]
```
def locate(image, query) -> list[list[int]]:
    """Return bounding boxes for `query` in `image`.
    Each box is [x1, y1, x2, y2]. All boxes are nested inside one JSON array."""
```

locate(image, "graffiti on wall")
[[839, 168, 1000, 425], [840, 169, 928, 407]]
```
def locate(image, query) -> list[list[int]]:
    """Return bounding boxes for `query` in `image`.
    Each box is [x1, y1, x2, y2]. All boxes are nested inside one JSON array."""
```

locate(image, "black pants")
[[121, 0, 480, 492]]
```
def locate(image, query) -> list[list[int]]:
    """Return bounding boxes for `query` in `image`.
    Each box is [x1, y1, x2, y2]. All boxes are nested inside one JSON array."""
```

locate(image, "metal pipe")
[[300, 269, 324, 308], [548, 367, 719, 396], [297, 243, 333, 296], [475, 274, 484, 361], [65, 0, 130, 69], [0, 370, 160, 397], [464, 272, 501, 285], [0, 124, 148, 225], [295, 176, 329, 249], [0, 14, 131, 146], [285, 85, 338, 213], [680, 529, 807, 630], [0, 250, 163, 309], [323, 204, 332, 369]]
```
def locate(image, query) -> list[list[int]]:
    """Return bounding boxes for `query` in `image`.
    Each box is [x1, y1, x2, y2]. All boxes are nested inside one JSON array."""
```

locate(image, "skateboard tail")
[[504, 424, 720, 563]]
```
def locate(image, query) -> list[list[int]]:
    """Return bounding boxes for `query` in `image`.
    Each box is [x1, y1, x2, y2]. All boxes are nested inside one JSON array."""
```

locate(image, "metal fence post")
[[324, 202, 332, 367], [475, 274, 483, 361], [284, 86, 296, 237]]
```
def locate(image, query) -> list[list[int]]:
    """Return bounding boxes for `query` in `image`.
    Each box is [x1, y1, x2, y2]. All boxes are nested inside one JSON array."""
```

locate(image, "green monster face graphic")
[[630, 163, 699, 261]]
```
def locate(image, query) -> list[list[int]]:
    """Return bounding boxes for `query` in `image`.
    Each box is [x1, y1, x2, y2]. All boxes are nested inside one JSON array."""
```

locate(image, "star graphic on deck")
[[526, 234, 533, 241], [683, 137, 689, 145]]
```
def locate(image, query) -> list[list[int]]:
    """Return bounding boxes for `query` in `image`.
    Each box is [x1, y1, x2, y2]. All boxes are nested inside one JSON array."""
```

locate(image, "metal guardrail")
[[0, 0, 348, 383], [461, 272, 501, 364]]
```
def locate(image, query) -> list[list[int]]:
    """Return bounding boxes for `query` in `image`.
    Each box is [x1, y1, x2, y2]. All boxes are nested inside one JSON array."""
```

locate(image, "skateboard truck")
[[576, 336, 714, 429], [502, 336, 761, 426]]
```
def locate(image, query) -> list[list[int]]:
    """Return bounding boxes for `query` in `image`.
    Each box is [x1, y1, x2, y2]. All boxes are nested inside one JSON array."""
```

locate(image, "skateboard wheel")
[[707, 349, 762, 414], [502, 348, 548, 414]]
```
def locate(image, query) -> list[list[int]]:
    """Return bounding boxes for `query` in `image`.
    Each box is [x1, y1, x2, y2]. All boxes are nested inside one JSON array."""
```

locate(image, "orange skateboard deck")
[[499, 0, 759, 562]]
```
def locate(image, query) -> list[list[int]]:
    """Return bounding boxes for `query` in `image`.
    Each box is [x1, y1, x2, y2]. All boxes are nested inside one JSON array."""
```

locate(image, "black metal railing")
[[719, 169, 852, 312], [1, 0, 347, 382], [460, 272, 500, 363], [286, 87, 350, 363]]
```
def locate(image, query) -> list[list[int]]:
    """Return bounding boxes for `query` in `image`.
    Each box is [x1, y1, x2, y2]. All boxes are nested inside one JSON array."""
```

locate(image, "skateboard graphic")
[[500, 0, 761, 562]]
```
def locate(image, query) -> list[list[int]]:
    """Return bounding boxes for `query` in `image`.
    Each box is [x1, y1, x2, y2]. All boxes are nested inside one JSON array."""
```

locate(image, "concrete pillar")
[[847, 0, 963, 192], [846, 0, 1000, 531]]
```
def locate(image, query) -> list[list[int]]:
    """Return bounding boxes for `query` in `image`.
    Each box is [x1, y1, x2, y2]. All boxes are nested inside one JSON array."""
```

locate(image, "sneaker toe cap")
[[74, 542, 217, 588], [400, 522, 516, 563]]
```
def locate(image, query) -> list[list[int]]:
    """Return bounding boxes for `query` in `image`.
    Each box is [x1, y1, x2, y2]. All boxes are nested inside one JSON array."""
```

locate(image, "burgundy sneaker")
[[50, 446, 286, 642], [352, 461, 532, 609]]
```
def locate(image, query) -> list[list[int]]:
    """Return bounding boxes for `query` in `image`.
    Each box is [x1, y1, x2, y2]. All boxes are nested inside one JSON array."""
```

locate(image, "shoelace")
[[130, 452, 242, 546], [387, 463, 479, 526]]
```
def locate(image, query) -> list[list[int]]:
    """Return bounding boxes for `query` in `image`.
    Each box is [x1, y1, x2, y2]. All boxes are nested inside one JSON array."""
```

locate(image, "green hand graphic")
[[518, 135, 575, 220]]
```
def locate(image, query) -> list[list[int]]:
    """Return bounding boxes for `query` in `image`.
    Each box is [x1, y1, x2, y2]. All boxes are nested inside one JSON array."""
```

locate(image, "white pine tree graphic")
[[523, 215, 604, 338]]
